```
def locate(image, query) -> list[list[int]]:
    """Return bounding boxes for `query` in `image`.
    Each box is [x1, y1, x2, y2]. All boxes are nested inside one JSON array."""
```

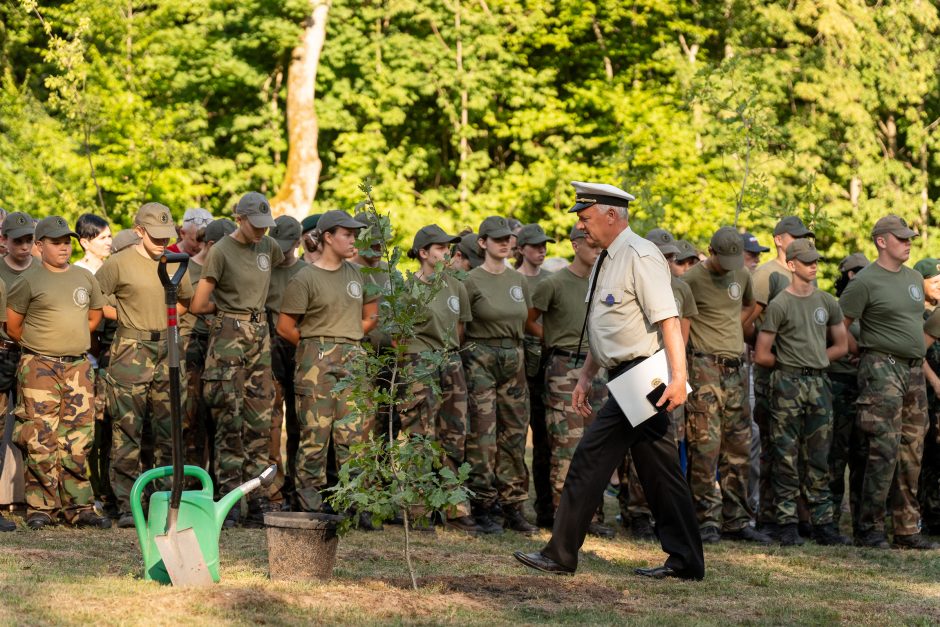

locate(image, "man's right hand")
[[571, 377, 593, 418]]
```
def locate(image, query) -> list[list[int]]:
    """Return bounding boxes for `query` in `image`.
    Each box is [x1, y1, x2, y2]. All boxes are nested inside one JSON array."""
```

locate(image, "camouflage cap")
[[135, 202, 178, 240], [205, 218, 236, 244], [270, 215, 302, 254], [456, 232, 484, 268], [301, 214, 322, 233], [871, 214, 917, 239], [478, 216, 513, 239], [110, 229, 140, 253], [412, 224, 460, 254], [838, 252, 869, 274], [645, 228, 680, 256], [773, 216, 814, 238], [710, 226, 744, 271], [785, 238, 821, 263], [569, 225, 587, 240], [516, 223, 555, 247], [2, 211, 34, 240], [319, 210, 366, 233], [914, 257, 940, 279], [235, 191, 276, 229], [34, 216, 78, 241], [675, 239, 699, 262]]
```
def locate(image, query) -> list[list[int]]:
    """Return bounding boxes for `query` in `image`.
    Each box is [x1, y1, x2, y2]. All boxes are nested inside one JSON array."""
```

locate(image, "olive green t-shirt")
[[406, 274, 472, 353], [280, 261, 377, 341], [762, 289, 842, 369], [523, 269, 552, 335], [464, 266, 531, 341], [353, 260, 392, 348], [7, 265, 105, 356], [924, 307, 940, 340], [839, 262, 926, 359], [179, 259, 207, 336], [751, 258, 791, 307], [682, 262, 753, 358], [671, 276, 698, 319], [828, 318, 860, 375], [202, 235, 285, 314], [266, 258, 308, 313], [0, 259, 34, 340], [97, 247, 194, 332], [532, 266, 589, 352]]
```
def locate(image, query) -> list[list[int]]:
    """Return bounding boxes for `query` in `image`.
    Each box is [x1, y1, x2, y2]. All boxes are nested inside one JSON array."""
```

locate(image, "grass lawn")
[[1, 499, 938, 626]]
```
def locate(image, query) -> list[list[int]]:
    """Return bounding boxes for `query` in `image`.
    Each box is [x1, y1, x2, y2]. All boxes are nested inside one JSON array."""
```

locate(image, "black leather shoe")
[[73, 510, 112, 529], [513, 551, 574, 575], [27, 513, 55, 530], [634, 565, 702, 581], [0, 513, 15, 532]]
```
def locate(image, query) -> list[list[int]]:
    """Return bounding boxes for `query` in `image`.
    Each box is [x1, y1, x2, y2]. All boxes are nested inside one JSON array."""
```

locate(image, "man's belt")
[[691, 351, 742, 369], [470, 337, 521, 349], [776, 364, 824, 377], [218, 310, 263, 323], [22, 348, 85, 363], [302, 336, 361, 346], [551, 347, 587, 360], [0, 339, 19, 352], [115, 327, 167, 342], [862, 349, 922, 368]]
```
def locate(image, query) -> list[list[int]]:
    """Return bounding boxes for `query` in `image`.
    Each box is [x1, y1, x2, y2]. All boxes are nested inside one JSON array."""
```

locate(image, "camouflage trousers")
[[463, 342, 529, 507], [293, 340, 366, 512], [103, 333, 184, 513], [400, 351, 471, 518], [543, 352, 606, 510], [768, 370, 834, 526], [685, 354, 752, 532], [13, 354, 95, 522], [752, 364, 775, 525], [202, 315, 274, 497], [828, 372, 865, 530], [855, 352, 928, 537]]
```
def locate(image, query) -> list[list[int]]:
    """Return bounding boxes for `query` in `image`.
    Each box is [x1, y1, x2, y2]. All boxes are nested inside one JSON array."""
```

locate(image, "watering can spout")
[[215, 465, 278, 529]]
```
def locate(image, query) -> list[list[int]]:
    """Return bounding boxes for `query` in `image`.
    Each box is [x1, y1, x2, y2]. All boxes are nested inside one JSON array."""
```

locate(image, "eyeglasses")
[[184, 217, 212, 227]]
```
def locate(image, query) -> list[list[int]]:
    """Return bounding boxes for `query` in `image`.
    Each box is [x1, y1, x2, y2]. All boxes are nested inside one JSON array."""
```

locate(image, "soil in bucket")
[[264, 512, 345, 581]]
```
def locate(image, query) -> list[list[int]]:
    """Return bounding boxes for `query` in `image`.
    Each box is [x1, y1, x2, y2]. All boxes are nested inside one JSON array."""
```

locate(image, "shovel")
[[154, 251, 212, 587]]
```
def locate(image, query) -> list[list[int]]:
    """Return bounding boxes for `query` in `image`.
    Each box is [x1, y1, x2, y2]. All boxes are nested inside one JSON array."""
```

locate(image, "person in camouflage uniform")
[[839, 215, 936, 550], [97, 203, 193, 528], [277, 210, 378, 514], [754, 239, 850, 546], [462, 216, 536, 535], [915, 258, 940, 537], [7, 216, 110, 529], [191, 192, 283, 527]]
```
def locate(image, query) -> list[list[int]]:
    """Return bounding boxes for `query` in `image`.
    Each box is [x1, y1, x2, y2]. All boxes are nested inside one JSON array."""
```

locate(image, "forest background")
[[2, 0, 939, 285]]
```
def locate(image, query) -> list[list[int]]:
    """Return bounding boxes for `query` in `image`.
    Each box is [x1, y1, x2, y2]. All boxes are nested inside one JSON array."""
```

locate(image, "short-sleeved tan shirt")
[[265, 258, 308, 313], [97, 247, 194, 332], [406, 274, 472, 353], [201, 234, 284, 314], [7, 265, 105, 356], [762, 289, 843, 369], [532, 266, 590, 352], [752, 258, 792, 307], [279, 261, 377, 341], [0, 260, 34, 340], [671, 276, 698, 319], [464, 266, 532, 341], [682, 261, 753, 358], [587, 227, 677, 369]]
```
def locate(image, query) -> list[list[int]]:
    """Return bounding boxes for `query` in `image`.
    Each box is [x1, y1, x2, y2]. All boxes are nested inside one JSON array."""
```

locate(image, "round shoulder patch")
[[257, 253, 271, 272], [727, 282, 742, 301], [509, 285, 525, 303], [813, 306, 828, 325], [909, 284, 924, 302], [73, 287, 90, 308], [347, 280, 363, 299], [447, 295, 461, 315]]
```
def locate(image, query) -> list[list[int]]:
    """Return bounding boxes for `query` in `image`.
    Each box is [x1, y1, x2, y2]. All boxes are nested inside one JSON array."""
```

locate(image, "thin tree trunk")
[[270, 1, 330, 220], [456, 0, 469, 207]]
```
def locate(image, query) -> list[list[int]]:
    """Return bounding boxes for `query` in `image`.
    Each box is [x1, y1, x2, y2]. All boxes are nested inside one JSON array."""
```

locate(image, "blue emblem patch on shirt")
[[604, 293, 615, 306]]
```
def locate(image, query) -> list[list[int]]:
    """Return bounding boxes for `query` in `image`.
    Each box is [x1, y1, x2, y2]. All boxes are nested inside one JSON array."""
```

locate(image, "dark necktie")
[[574, 249, 608, 366]]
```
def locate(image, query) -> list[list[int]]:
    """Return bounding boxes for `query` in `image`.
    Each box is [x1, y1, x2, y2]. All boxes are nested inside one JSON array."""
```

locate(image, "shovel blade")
[[154, 526, 214, 587]]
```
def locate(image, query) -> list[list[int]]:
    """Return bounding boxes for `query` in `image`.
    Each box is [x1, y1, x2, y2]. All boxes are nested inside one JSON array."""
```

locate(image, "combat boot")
[[854, 530, 890, 549], [444, 515, 484, 536], [722, 525, 773, 544], [471, 504, 503, 535], [502, 504, 538, 536], [73, 510, 112, 529], [587, 521, 616, 539], [245, 496, 278, 528], [892, 533, 939, 550], [630, 515, 656, 542], [778, 523, 805, 546], [812, 523, 850, 546], [699, 526, 721, 544], [117, 513, 136, 529], [26, 513, 55, 530], [222, 506, 240, 529], [0, 512, 15, 532]]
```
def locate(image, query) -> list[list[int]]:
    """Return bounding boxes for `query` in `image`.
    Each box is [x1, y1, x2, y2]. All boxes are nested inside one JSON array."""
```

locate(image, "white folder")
[[606, 349, 691, 427]]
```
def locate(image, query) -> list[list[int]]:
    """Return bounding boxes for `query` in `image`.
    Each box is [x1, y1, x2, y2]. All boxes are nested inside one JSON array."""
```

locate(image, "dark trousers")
[[528, 369, 553, 521], [542, 359, 704, 578]]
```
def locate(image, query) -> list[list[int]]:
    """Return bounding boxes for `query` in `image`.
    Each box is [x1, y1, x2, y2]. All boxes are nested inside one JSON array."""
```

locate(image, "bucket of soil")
[[264, 512, 345, 581]]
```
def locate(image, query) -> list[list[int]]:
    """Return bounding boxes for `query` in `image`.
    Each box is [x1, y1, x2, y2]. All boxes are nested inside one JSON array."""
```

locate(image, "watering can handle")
[[130, 464, 214, 526]]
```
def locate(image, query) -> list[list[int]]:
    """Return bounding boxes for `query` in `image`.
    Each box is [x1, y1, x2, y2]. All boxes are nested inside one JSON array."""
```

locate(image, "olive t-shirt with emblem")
[[0, 260, 33, 340], [839, 263, 926, 359], [266, 259, 308, 313], [532, 267, 589, 352], [751, 258, 791, 307], [97, 247, 194, 332], [7, 265, 105, 356], [280, 261, 377, 341], [682, 262, 753, 358], [464, 266, 531, 341], [762, 289, 842, 369], [202, 235, 285, 314], [671, 276, 698, 319], [406, 274, 472, 353]]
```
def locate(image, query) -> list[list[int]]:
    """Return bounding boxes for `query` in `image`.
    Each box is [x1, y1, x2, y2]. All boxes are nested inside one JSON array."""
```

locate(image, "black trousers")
[[542, 359, 705, 578]]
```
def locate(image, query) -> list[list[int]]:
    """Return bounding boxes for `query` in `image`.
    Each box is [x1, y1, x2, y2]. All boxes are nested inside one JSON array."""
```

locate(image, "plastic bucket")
[[264, 512, 344, 581]]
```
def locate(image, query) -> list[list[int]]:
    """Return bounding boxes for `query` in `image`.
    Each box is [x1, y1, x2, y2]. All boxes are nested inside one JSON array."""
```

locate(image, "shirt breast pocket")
[[597, 287, 625, 307]]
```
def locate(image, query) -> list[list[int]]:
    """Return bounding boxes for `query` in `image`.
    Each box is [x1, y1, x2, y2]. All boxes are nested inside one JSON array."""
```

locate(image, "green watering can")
[[130, 463, 276, 585]]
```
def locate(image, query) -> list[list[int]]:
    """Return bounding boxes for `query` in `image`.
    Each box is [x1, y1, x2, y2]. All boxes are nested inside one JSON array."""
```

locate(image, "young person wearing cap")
[[753, 239, 849, 546], [526, 225, 612, 537], [740, 231, 770, 273], [462, 215, 537, 535], [276, 210, 378, 514], [180, 218, 235, 480], [398, 224, 482, 534], [670, 240, 700, 276], [827, 252, 868, 532], [191, 192, 284, 527], [300, 214, 322, 265], [914, 257, 940, 537], [6, 216, 109, 530], [515, 223, 556, 528], [450, 231, 484, 272], [839, 214, 935, 550], [515, 181, 703, 580], [168, 207, 213, 255], [96, 203, 194, 528], [681, 226, 768, 544], [264, 216, 306, 509]]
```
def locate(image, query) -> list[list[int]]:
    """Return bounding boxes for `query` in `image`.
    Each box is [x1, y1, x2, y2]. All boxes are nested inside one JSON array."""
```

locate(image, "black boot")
[[0, 512, 15, 532], [778, 523, 805, 546], [73, 510, 112, 529], [503, 504, 538, 536], [472, 504, 504, 535], [630, 515, 655, 541], [812, 523, 850, 546]]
